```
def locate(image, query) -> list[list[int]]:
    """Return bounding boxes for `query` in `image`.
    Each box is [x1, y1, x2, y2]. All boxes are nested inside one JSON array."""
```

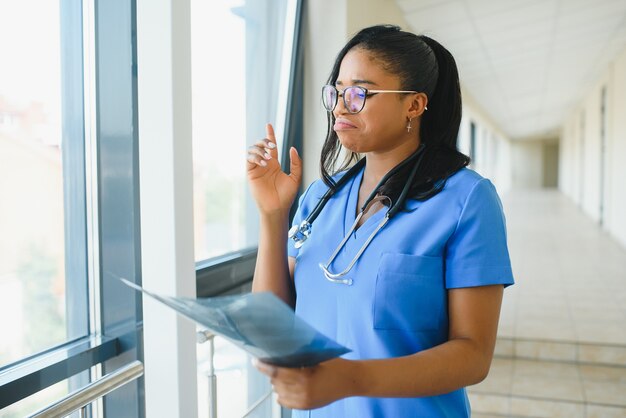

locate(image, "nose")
[[333, 93, 349, 117]]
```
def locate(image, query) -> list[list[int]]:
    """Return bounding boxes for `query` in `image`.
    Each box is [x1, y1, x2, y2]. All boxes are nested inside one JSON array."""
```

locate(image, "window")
[[0, 0, 85, 370], [1, 0, 143, 415], [191, 1, 303, 416], [192, 0, 294, 262], [1, 0, 303, 415]]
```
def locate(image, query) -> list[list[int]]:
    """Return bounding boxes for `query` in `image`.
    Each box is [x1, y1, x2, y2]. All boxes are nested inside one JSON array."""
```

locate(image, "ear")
[[407, 93, 428, 119]]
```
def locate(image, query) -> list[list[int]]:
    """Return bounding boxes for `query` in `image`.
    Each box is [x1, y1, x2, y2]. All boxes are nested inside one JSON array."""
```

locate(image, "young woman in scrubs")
[[246, 24, 514, 418]]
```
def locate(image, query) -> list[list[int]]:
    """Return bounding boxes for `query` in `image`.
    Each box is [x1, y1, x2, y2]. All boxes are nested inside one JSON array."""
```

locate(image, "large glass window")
[[0, 0, 93, 415], [0, 0, 79, 367], [2, 0, 146, 415], [192, 1, 299, 416], [191, 0, 291, 262]]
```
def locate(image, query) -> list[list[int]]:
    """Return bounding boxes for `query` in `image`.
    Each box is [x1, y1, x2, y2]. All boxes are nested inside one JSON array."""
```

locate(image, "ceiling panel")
[[405, 0, 468, 28], [396, 0, 626, 139]]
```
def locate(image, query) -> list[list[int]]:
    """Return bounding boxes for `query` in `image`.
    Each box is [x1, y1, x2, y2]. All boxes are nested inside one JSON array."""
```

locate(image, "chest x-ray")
[[120, 278, 350, 367]]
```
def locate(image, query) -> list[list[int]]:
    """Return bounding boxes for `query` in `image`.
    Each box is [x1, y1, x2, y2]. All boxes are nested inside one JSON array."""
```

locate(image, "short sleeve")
[[445, 178, 514, 289], [287, 182, 315, 259]]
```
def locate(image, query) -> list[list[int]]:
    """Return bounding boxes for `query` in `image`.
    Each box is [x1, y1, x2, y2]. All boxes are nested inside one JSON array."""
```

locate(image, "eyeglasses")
[[322, 84, 419, 114]]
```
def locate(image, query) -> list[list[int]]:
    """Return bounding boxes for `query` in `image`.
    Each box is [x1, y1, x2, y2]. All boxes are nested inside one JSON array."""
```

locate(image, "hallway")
[[469, 189, 626, 417]]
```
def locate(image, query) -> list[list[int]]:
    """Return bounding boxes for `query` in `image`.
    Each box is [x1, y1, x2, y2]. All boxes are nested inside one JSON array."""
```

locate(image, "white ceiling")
[[395, 0, 626, 140]]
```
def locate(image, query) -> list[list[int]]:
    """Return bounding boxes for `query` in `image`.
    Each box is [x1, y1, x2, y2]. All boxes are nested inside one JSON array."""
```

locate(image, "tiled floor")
[[499, 189, 626, 346], [470, 358, 626, 417], [468, 189, 626, 418]]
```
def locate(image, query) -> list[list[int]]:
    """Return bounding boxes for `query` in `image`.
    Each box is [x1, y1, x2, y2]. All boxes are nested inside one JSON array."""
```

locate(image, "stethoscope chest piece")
[[288, 220, 312, 249]]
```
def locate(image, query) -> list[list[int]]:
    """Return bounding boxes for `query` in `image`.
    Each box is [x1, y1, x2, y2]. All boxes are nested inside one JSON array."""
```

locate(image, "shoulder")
[[442, 168, 499, 203], [444, 167, 487, 193], [411, 168, 503, 217]]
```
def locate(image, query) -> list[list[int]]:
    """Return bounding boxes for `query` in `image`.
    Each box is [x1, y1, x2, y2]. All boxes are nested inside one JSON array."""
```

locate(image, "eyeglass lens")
[[322, 86, 366, 114]]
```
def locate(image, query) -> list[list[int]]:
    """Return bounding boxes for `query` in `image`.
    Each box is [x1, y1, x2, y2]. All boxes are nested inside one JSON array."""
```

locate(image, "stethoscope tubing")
[[289, 144, 427, 285]]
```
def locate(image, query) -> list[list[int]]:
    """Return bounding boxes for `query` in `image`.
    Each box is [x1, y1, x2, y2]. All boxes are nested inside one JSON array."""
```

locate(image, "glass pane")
[[197, 335, 279, 418], [0, 1, 69, 366], [0, 379, 68, 417], [191, 0, 290, 261]]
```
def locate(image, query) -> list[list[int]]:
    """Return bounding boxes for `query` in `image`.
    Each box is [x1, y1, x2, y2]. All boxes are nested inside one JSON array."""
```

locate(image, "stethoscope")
[[288, 144, 426, 285]]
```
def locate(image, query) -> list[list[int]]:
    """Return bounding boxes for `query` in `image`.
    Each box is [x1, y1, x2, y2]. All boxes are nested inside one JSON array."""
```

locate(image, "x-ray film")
[[120, 278, 350, 367]]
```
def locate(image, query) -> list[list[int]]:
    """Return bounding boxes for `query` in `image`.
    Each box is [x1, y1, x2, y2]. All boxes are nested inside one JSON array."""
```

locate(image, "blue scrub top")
[[287, 166, 514, 418]]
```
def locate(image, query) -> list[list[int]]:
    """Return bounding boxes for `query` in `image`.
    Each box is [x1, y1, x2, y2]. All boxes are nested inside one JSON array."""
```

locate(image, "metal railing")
[[197, 330, 218, 418], [27, 330, 273, 418], [197, 330, 274, 418], [28, 361, 144, 418]]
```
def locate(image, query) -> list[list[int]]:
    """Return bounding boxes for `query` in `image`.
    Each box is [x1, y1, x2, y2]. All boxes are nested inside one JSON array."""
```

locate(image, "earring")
[[425, 105, 428, 111], [406, 117, 413, 133]]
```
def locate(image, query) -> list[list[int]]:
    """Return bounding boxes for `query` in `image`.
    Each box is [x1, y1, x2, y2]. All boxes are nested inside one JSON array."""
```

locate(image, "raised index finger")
[[266, 123, 277, 146]]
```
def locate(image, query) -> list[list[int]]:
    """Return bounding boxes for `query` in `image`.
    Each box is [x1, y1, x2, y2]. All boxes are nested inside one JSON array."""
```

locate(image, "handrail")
[[242, 390, 273, 418], [0, 336, 119, 409], [28, 361, 144, 418]]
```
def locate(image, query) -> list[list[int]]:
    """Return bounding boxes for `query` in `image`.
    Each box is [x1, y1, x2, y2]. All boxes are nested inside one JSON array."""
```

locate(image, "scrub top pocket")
[[373, 253, 446, 332]]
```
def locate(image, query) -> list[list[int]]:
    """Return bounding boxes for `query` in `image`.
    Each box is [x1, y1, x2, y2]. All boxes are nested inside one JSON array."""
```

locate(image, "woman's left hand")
[[253, 357, 357, 410]]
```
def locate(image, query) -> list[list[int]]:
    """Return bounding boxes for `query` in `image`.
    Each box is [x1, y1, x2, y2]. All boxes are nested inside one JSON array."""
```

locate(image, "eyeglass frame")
[[322, 84, 420, 114]]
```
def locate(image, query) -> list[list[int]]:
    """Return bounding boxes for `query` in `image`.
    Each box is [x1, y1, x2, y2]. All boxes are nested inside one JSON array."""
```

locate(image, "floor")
[[468, 189, 626, 418], [499, 189, 626, 346]]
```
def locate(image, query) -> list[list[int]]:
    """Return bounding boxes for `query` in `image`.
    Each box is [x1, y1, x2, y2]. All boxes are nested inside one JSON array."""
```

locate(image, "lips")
[[333, 118, 357, 131]]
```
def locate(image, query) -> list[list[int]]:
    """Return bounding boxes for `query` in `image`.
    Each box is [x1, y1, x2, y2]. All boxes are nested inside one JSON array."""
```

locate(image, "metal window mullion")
[[82, 0, 102, 343], [60, 0, 94, 404], [282, 0, 304, 223], [83, 0, 104, 413]]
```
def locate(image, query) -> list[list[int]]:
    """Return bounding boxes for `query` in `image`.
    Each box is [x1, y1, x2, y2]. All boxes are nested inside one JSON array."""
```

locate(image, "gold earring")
[[406, 117, 413, 133]]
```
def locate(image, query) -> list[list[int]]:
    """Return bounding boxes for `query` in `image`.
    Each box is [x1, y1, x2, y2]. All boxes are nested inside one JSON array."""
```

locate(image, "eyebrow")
[[335, 79, 378, 86]]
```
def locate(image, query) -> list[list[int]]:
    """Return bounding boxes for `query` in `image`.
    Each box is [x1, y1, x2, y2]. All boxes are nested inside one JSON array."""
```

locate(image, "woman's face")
[[332, 47, 421, 155]]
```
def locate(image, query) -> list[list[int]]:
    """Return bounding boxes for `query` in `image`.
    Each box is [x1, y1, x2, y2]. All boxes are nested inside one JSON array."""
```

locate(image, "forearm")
[[349, 338, 492, 398], [251, 211, 295, 308]]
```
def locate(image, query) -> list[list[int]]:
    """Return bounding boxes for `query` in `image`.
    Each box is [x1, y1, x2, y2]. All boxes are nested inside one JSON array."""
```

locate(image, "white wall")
[[510, 140, 544, 189], [459, 90, 514, 193], [560, 44, 626, 248], [609, 45, 626, 248], [302, 0, 514, 194], [506, 138, 559, 189]]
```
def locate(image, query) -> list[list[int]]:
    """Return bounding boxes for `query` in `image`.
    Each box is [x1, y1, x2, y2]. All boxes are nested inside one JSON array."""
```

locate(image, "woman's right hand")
[[246, 123, 302, 216]]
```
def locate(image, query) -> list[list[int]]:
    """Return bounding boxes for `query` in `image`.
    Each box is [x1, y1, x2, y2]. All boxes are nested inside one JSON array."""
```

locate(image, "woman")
[[246, 24, 514, 418]]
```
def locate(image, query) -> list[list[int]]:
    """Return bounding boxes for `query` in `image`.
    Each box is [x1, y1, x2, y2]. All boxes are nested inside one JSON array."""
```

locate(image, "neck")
[[362, 139, 421, 187]]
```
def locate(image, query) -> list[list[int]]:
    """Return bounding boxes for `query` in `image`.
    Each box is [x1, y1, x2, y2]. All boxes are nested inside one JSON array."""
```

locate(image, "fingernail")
[[264, 153, 272, 160], [267, 142, 276, 149], [260, 160, 267, 167]]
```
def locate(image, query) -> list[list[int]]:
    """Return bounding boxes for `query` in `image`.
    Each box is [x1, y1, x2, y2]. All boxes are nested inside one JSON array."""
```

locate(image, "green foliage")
[[204, 170, 244, 224], [18, 245, 65, 355]]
